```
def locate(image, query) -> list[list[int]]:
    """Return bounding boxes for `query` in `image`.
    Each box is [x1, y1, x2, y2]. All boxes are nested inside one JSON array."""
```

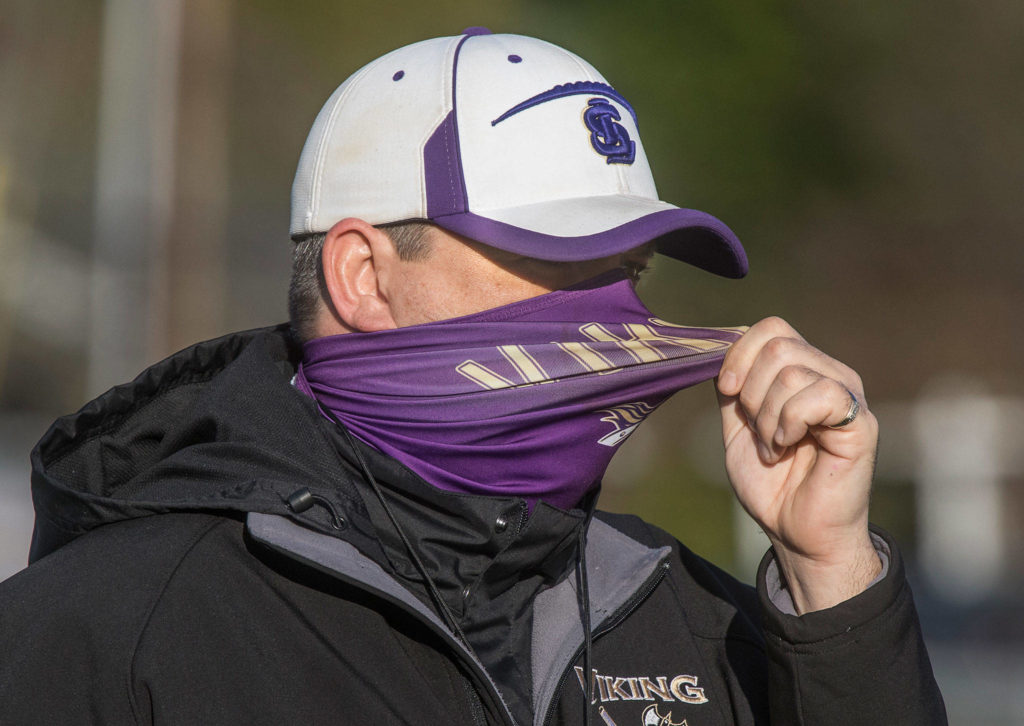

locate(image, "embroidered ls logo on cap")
[[290, 28, 748, 277], [582, 98, 636, 164]]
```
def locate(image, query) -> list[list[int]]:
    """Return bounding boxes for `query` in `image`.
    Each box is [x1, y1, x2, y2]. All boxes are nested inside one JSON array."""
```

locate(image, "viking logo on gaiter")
[[597, 401, 656, 447]]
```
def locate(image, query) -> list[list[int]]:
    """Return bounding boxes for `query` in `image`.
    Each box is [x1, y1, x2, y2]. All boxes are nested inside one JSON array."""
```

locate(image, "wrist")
[[771, 533, 882, 614]]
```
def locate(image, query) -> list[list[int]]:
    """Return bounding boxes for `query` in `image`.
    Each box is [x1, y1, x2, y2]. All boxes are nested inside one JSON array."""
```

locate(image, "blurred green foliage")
[[604, 453, 739, 569]]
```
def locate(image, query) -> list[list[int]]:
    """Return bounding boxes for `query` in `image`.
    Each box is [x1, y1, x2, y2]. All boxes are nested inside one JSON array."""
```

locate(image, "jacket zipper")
[[541, 559, 671, 726]]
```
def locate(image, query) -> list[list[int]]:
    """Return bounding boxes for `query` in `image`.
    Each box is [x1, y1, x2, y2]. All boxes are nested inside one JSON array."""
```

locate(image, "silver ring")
[[828, 390, 860, 429]]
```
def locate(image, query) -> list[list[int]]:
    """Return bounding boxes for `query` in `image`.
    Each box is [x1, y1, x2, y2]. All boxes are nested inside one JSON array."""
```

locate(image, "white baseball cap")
[[290, 28, 747, 277]]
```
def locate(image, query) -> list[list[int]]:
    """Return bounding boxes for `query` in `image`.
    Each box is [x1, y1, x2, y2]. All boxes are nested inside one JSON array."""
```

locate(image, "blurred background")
[[1, 0, 1021, 721]]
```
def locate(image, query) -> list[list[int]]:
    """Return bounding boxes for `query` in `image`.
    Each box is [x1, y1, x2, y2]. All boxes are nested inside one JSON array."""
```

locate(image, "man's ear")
[[320, 218, 400, 333]]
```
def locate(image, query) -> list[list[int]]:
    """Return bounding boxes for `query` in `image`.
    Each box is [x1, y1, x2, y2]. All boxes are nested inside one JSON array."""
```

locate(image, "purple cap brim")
[[430, 208, 748, 278]]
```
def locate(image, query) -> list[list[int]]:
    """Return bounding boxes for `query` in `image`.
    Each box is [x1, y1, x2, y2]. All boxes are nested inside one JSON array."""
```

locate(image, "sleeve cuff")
[[756, 524, 908, 644], [763, 530, 891, 616]]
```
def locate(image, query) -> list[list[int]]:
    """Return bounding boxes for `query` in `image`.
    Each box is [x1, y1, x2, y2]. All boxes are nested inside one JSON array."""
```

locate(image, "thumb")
[[716, 378, 748, 447]]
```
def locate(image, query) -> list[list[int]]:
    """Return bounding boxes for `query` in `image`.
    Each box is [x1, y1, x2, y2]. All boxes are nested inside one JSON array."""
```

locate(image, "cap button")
[[462, 26, 492, 36]]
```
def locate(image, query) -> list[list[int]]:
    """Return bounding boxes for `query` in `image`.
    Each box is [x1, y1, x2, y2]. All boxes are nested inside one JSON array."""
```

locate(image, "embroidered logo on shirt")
[[575, 666, 709, 705], [597, 704, 690, 726], [576, 667, 707, 725], [640, 705, 689, 726]]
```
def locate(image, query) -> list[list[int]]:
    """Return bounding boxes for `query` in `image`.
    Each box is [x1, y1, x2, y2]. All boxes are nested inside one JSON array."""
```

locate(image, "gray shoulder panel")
[[248, 513, 668, 726], [246, 513, 517, 723], [531, 517, 670, 725], [247, 512, 450, 632]]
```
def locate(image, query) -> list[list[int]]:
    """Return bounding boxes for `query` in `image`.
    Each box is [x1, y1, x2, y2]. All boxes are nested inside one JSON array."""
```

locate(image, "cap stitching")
[[447, 33, 473, 214], [442, 41, 458, 214], [444, 122, 456, 212]]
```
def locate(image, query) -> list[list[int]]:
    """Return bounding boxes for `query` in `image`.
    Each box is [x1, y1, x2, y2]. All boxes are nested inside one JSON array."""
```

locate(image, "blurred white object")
[[912, 379, 1019, 604]]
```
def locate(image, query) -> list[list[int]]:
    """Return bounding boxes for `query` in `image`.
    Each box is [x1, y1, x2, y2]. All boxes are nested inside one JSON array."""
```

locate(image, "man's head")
[[289, 29, 747, 341]]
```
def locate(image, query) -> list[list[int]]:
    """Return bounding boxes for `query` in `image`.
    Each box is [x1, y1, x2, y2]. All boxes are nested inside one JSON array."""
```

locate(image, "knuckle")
[[759, 315, 790, 333], [757, 315, 802, 340], [778, 364, 811, 389], [823, 377, 850, 401], [762, 336, 794, 363]]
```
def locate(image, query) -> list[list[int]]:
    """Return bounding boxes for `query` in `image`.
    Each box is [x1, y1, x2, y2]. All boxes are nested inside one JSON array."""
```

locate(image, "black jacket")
[[0, 326, 946, 724]]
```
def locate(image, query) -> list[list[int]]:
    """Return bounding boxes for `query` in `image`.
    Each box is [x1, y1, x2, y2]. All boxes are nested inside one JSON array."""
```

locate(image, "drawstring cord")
[[577, 523, 593, 726], [308, 408, 598, 723], [326, 413, 472, 652]]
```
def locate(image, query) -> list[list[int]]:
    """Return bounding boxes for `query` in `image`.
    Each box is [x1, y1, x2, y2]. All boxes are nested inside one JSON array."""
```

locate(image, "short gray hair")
[[288, 221, 434, 344]]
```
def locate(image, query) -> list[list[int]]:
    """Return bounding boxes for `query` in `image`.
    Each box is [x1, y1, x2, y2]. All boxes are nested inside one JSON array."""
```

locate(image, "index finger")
[[717, 316, 805, 396]]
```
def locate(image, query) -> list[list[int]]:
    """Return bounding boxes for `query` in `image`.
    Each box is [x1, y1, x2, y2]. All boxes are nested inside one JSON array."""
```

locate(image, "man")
[[1, 29, 944, 724]]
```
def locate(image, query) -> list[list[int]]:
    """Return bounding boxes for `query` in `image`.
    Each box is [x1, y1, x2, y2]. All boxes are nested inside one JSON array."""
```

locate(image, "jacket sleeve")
[[756, 525, 948, 725]]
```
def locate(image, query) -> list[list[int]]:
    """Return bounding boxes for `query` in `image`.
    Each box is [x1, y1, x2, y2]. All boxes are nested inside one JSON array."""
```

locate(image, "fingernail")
[[719, 370, 737, 393], [773, 427, 785, 446], [757, 441, 773, 462]]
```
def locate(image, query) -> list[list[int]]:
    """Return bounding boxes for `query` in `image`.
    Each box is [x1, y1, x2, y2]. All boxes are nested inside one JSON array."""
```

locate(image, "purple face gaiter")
[[295, 271, 745, 511]]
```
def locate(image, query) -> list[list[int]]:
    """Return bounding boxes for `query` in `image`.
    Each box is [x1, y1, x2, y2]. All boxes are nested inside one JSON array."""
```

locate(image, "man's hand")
[[716, 317, 882, 614]]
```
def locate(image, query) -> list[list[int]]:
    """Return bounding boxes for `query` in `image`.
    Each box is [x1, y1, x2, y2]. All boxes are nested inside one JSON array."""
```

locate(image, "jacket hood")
[[28, 325, 376, 563]]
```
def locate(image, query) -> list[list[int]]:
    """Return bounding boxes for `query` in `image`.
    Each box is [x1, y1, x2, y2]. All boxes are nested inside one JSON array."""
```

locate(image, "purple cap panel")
[[423, 33, 475, 219], [423, 110, 469, 218]]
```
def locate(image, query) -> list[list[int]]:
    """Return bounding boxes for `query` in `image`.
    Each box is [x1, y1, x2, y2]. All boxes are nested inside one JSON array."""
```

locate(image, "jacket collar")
[[323, 416, 593, 617]]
